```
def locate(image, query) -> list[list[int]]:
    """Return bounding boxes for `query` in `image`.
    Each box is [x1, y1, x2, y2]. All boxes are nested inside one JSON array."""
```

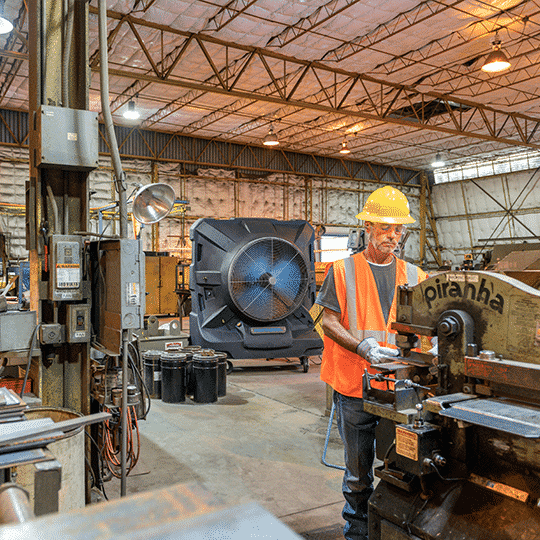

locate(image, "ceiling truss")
[[90, 8, 540, 155]]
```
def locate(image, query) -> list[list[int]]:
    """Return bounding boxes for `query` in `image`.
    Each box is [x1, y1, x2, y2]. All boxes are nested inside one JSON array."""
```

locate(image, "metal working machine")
[[366, 270, 540, 540]]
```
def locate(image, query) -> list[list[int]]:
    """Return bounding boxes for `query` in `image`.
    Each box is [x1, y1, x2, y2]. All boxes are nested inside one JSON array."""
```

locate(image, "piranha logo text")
[[424, 277, 504, 314]]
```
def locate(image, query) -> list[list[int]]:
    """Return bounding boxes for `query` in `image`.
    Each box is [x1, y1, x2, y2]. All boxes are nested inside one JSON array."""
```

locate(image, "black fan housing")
[[189, 218, 323, 359]]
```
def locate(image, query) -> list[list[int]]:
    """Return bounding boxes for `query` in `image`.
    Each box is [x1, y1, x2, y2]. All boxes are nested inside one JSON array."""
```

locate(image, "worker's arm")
[[321, 306, 360, 354], [321, 306, 399, 364]]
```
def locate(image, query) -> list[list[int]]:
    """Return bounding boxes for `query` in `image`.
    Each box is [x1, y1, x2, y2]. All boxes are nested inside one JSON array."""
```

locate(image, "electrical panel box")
[[35, 106, 99, 171], [49, 235, 84, 302], [90, 239, 145, 354], [39, 323, 64, 345], [66, 304, 91, 343]]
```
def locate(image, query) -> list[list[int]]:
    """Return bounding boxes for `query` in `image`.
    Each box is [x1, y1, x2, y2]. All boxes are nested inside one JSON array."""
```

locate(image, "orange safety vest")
[[321, 252, 427, 398]]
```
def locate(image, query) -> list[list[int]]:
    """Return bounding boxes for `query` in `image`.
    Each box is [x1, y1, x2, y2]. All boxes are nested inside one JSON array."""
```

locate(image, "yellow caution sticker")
[[395, 426, 418, 461]]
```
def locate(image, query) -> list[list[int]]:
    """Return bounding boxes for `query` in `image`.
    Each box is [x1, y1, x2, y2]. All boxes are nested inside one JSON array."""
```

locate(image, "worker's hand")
[[356, 337, 399, 365], [428, 336, 438, 356]]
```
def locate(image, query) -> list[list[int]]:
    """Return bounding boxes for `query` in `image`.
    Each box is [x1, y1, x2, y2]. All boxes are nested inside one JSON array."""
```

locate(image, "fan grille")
[[228, 237, 309, 322]]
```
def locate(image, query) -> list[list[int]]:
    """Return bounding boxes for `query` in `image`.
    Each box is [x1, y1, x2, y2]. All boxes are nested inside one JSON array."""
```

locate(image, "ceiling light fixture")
[[431, 153, 445, 168], [339, 139, 351, 154], [263, 125, 279, 146], [0, 1, 13, 34], [481, 32, 511, 73], [123, 98, 140, 120]]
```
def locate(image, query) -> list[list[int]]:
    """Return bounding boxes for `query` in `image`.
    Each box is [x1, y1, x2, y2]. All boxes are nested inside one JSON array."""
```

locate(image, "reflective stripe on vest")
[[343, 257, 358, 339], [343, 256, 421, 344]]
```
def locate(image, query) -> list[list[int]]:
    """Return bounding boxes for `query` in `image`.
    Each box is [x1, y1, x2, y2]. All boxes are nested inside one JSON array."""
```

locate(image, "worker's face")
[[366, 222, 404, 254]]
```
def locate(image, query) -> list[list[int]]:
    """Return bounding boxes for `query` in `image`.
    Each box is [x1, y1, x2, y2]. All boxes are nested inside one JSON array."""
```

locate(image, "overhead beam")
[[104, 65, 540, 151], [87, 7, 540, 150]]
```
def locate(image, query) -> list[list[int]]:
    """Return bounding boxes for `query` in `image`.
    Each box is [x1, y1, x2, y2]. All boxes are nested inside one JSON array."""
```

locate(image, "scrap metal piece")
[[469, 473, 530, 503], [439, 398, 540, 438], [464, 355, 540, 391], [0, 412, 111, 448]]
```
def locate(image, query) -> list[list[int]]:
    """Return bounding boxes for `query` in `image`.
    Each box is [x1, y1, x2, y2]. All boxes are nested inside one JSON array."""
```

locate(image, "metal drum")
[[215, 352, 228, 398], [161, 352, 188, 404], [192, 351, 218, 404], [180, 345, 202, 398], [143, 350, 162, 399]]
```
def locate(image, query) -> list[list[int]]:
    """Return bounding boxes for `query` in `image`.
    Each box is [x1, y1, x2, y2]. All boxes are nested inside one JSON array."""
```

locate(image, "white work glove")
[[428, 336, 438, 356], [356, 337, 399, 365]]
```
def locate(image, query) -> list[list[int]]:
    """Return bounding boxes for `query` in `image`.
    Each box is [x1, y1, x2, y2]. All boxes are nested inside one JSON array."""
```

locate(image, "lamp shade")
[[339, 140, 351, 154], [431, 153, 445, 168], [481, 44, 511, 73], [132, 183, 175, 224], [123, 100, 140, 120], [0, 16, 12, 34], [0, 1, 12, 35], [263, 126, 279, 146]]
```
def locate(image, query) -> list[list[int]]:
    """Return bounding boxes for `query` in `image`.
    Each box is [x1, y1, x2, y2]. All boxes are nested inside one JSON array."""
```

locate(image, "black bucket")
[[181, 346, 202, 397], [143, 350, 162, 399], [161, 352, 188, 404], [215, 352, 228, 398], [192, 352, 218, 404]]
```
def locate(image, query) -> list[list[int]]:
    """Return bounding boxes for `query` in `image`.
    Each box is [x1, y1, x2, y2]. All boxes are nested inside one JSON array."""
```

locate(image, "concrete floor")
[[103, 357, 347, 539]]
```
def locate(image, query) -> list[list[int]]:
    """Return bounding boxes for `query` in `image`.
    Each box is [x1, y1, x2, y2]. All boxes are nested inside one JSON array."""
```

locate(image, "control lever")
[[414, 403, 424, 428], [368, 372, 430, 391]]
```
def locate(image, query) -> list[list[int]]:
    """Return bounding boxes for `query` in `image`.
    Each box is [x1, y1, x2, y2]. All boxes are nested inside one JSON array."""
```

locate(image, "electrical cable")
[[404, 493, 429, 537], [383, 441, 396, 462], [428, 460, 468, 482], [127, 344, 151, 419], [102, 404, 141, 479], [85, 429, 109, 500], [130, 406, 141, 467], [85, 455, 97, 490]]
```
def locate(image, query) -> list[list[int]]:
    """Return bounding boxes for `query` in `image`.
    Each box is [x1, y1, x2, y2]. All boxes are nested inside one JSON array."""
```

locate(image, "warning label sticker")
[[395, 426, 418, 461], [446, 273, 479, 283], [165, 342, 185, 350], [56, 264, 80, 288], [126, 282, 140, 306]]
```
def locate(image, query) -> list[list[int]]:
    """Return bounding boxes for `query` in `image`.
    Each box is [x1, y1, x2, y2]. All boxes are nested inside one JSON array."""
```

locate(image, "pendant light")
[[481, 32, 511, 74], [339, 139, 351, 154], [123, 97, 140, 120], [431, 153, 445, 168], [0, 1, 12, 34], [263, 125, 279, 146]]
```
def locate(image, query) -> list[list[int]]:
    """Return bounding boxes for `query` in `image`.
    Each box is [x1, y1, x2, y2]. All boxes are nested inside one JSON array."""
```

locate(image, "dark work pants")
[[333, 390, 378, 540]]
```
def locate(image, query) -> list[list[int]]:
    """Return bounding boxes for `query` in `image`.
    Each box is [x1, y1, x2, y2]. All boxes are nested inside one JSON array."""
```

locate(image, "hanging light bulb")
[[263, 125, 279, 146], [339, 139, 351, 154], [123, 99, 140, 120], [481, 32, 511, 73], [0, 1, 13, 34], [431, 153, 445, 168]]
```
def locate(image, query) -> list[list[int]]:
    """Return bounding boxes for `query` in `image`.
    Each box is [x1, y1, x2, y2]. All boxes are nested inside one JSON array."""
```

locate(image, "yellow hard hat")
[[356, 185, 415, 224]]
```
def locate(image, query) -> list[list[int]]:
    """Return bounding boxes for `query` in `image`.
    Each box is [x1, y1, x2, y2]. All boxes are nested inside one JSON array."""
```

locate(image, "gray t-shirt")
[[316, 257, 396, 324]]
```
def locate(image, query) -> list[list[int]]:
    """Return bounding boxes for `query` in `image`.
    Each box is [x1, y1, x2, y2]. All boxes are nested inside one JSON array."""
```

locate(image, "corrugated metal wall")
[[0, 108, 425, 264], [0, 146, 425, 264], [432, 169, 540, 268]]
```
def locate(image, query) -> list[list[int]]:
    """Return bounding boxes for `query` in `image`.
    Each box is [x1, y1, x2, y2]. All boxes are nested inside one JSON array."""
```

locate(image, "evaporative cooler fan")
[[189, 218, 323, 371]]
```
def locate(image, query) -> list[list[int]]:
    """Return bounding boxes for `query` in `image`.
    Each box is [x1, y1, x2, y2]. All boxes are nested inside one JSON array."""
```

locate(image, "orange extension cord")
[[102, 406, 141, 478]]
